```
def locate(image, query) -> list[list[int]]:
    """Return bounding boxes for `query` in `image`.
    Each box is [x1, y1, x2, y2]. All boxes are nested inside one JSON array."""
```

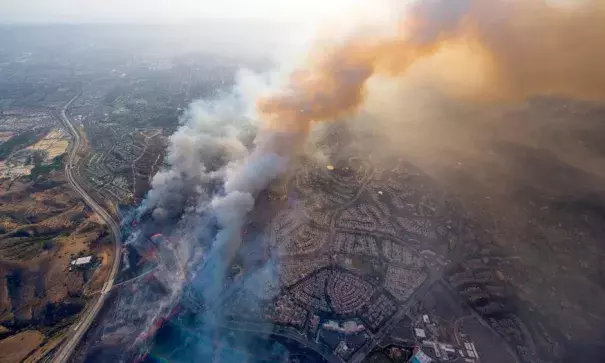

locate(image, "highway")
[[52, 95, 122, 363]]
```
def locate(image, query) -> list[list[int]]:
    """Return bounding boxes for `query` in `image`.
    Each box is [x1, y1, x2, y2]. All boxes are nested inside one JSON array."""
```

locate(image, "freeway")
[[52, 95, 122, 363]]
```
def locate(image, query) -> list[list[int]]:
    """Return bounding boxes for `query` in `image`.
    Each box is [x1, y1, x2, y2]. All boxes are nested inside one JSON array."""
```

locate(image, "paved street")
[[51, 95, 122, 363]]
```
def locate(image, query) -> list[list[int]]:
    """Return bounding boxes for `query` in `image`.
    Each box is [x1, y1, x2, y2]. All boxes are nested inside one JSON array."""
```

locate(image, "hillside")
[[0, 170, 113, 362]]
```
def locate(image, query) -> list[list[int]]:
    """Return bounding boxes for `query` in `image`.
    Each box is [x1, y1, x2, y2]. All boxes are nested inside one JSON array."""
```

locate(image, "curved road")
[[52, 95, 122, 363]]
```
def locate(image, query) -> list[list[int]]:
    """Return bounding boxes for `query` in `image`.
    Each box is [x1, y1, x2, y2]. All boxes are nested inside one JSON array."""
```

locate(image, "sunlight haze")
[[0, 0, 391, 25]]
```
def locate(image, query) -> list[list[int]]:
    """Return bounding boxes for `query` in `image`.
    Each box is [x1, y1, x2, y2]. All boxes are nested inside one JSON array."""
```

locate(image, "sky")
[[0, 0, 394, 25]]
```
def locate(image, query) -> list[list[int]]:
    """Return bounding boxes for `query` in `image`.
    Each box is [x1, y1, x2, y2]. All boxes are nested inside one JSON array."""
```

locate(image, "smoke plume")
[[104, 70, 298, 359], [258, 0, 605, 133], [94, 0, 605, 360]]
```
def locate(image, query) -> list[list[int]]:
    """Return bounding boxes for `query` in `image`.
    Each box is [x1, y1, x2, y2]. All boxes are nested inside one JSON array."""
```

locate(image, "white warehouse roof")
[[72, 256, 93, 265]]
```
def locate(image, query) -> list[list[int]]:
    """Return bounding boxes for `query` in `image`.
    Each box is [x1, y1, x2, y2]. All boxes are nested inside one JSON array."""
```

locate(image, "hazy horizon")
[[0, 0, 394, 27]]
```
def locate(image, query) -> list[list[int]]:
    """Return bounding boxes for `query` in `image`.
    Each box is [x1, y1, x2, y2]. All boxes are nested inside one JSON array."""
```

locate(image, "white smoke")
[[112, 63, 302, 351]]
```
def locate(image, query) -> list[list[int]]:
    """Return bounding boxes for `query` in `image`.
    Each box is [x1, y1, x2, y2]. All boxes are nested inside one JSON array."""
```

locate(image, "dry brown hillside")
[[0, 170, 113, 362]]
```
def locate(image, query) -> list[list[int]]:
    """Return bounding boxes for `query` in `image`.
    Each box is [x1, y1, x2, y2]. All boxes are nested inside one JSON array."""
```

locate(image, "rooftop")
[[72, 255, 93, 266]]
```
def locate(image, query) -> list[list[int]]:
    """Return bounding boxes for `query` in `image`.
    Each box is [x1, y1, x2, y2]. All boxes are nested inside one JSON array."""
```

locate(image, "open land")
[[0, 172, 112, 362]]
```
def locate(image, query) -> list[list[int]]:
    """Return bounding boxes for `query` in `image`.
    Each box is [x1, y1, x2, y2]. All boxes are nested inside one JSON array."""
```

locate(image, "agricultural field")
[[26, 129, 69, 162]]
